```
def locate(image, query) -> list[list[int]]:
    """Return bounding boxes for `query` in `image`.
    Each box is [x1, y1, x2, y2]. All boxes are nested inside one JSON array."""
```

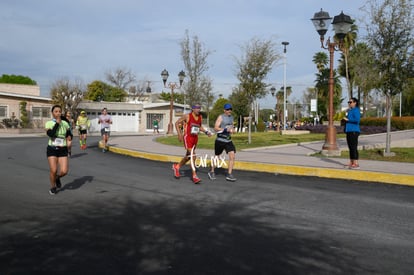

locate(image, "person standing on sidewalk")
[[76, 110, 90, 150], [344, 97, 361, 169], [172, 104, 212, 184], [208, 103, 237, 181], [153, 118, 160, 134], [98, 107, 113, 152], [45, 105, 72, 195]]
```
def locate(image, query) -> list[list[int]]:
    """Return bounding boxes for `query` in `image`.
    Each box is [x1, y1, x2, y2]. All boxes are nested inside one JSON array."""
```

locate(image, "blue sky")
[[0, 0, 365, 108]]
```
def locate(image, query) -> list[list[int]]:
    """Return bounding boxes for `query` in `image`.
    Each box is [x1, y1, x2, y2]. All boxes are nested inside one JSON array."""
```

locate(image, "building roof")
[[0, 91, 51, 102], [77, 100, 144, 111], [144, 102, 189, 109]]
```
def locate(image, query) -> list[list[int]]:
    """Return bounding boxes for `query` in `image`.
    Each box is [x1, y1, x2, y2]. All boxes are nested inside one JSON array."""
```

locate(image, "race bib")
[[80, 125, 87, 130], [190, 126, 200, 135], [52, 138, 64, 146], [104, 127, 110, 132]]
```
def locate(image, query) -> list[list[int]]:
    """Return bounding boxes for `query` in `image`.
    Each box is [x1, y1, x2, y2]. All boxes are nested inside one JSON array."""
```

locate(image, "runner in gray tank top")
[[208, 103, 237, 181]]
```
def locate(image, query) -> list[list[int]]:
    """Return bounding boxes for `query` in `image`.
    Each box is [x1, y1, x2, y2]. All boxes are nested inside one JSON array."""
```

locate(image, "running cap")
[[80, 110, 86, 114], [192, 104, 201, 109], [224, 103, 232, 110]]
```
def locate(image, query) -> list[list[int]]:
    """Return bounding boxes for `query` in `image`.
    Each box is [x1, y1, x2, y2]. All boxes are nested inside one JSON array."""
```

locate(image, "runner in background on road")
[[172, 104, 212, 184], [98, 107, 113, 153], [76, 110, 90, 150], [208, 103, 237, 182], [45, 105, 72, 195], [63, 110, 75, 157]]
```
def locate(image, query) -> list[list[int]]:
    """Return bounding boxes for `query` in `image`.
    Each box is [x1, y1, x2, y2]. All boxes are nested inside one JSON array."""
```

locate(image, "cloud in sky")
[[0, 0, 365, 108]]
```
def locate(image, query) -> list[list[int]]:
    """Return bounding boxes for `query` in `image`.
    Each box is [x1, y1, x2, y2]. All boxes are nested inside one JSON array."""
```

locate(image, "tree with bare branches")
[[180, 30, 213, 108], [234, 37, 280, 143], [105, 67, 136, 91], [50, 78, 85, 115]]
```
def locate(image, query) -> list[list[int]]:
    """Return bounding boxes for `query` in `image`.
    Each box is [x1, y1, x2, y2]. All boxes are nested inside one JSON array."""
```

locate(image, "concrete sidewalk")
[[107, 130, 414, 187]]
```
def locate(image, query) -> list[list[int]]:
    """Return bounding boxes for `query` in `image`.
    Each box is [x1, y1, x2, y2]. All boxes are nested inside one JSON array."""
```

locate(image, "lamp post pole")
[[270, 86, 277, 130], [311, 9, 353, 156], [324, 41, 337, 152], [282, 42, 289, 131], [161, 69, 186, 135]]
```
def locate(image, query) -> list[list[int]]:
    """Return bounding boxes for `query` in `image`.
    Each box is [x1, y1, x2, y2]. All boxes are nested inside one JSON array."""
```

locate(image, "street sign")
[[311, 99, 317, 112]]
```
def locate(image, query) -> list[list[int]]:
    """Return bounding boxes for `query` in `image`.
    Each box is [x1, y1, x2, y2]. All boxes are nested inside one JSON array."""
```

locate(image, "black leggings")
[[346, 132, 359, 160]]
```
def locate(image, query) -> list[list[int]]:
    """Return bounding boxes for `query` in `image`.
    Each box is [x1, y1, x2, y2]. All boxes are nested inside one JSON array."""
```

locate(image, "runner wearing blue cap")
[[208, 103, 237, 181]]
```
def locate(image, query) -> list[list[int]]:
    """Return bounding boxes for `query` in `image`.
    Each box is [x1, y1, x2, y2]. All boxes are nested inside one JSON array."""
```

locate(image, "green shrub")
[[19, 101, 29, 128], [256, 118, 266, 132], [360, 116, 414, 130]]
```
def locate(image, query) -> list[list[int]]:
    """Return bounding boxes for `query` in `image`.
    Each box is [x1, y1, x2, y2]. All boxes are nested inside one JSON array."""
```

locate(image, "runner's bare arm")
[[175, 114, 188, 140]]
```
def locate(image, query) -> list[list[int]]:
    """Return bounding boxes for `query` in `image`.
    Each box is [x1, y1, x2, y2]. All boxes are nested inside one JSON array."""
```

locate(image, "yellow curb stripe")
[[234, 161, 414, 187], [107, 146, 414, 187]]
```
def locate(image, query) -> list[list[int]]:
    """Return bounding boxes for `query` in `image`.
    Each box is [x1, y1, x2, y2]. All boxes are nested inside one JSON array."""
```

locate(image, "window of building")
[[32, 107, 50, 118], [147, 113, 163, 129], [0, 106, 7, 118]]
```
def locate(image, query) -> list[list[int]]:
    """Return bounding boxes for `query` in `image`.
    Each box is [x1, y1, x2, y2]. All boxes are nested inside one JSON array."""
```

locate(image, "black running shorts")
[[46, 146, 68, 158], [214, 140, 236, 156]]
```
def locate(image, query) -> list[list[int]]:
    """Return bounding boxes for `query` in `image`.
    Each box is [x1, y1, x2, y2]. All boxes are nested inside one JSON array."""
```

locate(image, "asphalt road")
[[1, 137, 414, 275]]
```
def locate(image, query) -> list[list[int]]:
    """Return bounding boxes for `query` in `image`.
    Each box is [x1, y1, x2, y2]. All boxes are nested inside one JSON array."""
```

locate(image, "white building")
[[0, 83, 189, 134]]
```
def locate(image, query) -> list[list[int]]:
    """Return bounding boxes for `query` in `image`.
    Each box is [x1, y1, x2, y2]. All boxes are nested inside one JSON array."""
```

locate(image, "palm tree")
[[348, 42, 377, 117], [312, 52, 329, 120], [312, 52, 328, 73], [314, 68, 342, 122], [336, 23, 358, 99]]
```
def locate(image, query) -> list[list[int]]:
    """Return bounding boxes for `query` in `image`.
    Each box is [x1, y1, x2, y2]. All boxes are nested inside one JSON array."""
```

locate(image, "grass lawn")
[[156, 131, 341, 150], [157, 131, 414, 163]]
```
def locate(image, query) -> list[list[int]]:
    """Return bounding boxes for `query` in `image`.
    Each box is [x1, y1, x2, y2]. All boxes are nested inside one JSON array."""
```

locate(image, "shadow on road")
[[69, 152, 88, 159], [60, 175, 94, 192], [0, 199, 372, 274]]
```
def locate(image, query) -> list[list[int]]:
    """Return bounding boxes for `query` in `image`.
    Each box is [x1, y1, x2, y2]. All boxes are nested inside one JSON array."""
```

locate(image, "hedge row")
[[295, 125, 396, 134], [361, 116, 414, 130]]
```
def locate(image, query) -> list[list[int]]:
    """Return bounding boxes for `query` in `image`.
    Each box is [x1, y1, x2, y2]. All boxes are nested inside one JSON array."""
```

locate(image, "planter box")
[[281, 130, 310, 135], [0, 128, 44, 134]]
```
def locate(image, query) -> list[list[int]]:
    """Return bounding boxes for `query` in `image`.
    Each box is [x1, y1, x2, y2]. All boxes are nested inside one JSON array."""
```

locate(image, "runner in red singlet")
[[172, 104, 212, 184]]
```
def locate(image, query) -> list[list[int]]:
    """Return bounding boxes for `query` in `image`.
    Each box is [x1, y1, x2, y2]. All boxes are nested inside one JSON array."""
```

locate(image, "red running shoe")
[[172, 163, 180, 179], [192, 175, 201, 184]]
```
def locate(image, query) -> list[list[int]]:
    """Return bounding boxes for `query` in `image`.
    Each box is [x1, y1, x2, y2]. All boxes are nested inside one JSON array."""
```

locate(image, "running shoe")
[[56, 176, 61, 189], [49, 187, 57, 195], [207, 171, 216, 180], [172, 163, 180, 179], [192, 175, 202, 184], [102, 148, 106, 153], [225, 174, 237, 182], [349, 164, 360, 170]]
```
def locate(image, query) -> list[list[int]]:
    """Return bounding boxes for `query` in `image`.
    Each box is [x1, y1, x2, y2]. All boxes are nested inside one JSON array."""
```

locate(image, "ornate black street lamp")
[[311, 9, 353, 156], [161, 69, 186, 134]]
